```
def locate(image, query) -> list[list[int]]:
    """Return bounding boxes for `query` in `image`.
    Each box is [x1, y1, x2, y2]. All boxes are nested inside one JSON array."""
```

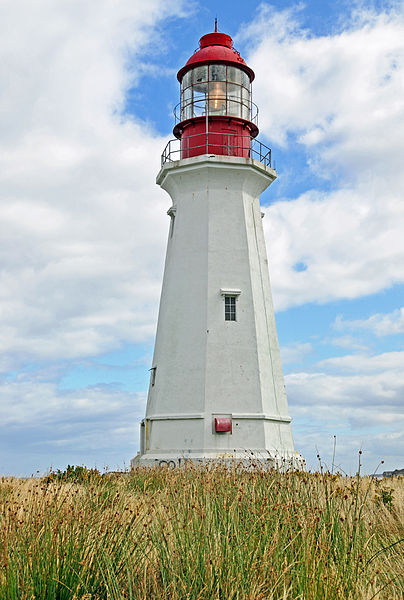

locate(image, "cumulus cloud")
[[241, 3, 404, 309], [317, 350, 404, 372], [3, 1, 403, 367], [242, 4, 404, 470], [280, 341, 313, 364], [0, 0, 188, 368], [334, 307, 404, 336], [0, 376, 141, 427], [287, 348, 404, 472], [329, 335, 368, 351], [2, 1, 403, 476], [0, 375, 145, 475]]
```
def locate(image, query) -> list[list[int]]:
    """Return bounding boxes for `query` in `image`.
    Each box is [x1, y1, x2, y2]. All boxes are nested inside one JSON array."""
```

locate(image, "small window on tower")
[[150, 367, 157, 386], [167, 206, 176, 238], [169, 214, 175, 237], [224, 296, 236, 321]]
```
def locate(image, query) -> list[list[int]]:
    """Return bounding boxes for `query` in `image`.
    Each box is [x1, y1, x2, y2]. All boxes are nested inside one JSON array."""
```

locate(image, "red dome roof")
[[177, 31, 255, 82]]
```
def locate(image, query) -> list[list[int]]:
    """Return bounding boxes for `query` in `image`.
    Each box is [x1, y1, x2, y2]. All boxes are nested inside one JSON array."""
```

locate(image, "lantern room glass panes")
[[208, 81, 226, 114], [209, 64, 226, 81], [182, 86, 193, 120], [193, 65, 208, 84], [241, 86, 250, 120], [240, 71, 250, 89], [180, 64, 251, 121], [227, 83, 242, 117], [182, 70, 192, 89], [227, 66, 242, 85]]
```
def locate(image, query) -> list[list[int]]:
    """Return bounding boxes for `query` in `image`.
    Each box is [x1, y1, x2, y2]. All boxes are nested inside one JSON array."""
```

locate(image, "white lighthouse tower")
[[132, 26, 304, 470]]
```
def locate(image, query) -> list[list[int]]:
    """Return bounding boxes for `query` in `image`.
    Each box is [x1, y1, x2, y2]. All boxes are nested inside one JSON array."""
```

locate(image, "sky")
[[1, 0, 403, 476]]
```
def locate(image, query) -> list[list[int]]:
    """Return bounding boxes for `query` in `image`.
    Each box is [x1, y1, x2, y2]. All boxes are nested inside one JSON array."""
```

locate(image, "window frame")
[[220, 289, 241, 322], [224, 295, 237, 321], [150, 366, 157, 386]]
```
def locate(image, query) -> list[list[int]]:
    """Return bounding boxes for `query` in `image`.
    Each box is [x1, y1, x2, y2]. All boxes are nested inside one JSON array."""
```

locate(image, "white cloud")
[[242, 3, 404, 309], [0, 375, 145, 475], [329, 335, 368, 351], [3, 1, 403, 366], [287, 349, 404, 472], [317, 350, 404, 372], [0, 0, 188, 367], [0, 378, 143, 427], [280, 341, 313, 364], [334, 307, 404, 336], [1, 1, 403, 476], [246, 4, 404, 471]]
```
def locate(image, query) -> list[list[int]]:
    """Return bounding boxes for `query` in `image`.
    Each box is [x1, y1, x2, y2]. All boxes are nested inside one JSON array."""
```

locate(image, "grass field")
[[0, 463, 403, 599]]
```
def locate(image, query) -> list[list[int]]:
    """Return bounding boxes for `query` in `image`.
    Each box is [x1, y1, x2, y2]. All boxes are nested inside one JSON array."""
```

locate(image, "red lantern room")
[[172, 23, 261, 161]]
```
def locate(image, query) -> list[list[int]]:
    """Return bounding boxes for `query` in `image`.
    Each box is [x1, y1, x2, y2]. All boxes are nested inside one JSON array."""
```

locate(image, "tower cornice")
[[156, 154, 277, 188]]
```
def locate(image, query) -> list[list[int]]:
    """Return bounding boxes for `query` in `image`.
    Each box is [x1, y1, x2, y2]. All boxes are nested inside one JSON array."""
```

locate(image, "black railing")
[[161, 131, 272, 168]]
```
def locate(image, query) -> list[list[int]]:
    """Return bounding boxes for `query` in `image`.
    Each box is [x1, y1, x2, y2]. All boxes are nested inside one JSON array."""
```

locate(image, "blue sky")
[[1, 0, 403, 476]]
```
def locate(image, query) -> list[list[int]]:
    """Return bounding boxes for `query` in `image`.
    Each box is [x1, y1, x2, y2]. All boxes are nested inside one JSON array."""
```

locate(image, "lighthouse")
[[132, 25, 305, 470]]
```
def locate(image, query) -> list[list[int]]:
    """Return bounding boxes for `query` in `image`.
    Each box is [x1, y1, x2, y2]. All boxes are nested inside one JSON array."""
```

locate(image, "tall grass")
[[0, 464, 403, 599]]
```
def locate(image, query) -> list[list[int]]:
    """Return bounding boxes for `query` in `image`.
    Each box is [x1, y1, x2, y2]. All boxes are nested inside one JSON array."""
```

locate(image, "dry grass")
[[0, 464, 403, 599]]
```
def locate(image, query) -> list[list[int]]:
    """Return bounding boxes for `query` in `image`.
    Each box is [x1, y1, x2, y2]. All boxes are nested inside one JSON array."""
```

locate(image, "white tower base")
[[132, 155, 304, 471]]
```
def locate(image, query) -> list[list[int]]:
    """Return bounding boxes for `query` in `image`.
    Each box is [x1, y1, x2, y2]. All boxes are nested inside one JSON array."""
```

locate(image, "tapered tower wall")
[[133, 155, 303, 468]]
